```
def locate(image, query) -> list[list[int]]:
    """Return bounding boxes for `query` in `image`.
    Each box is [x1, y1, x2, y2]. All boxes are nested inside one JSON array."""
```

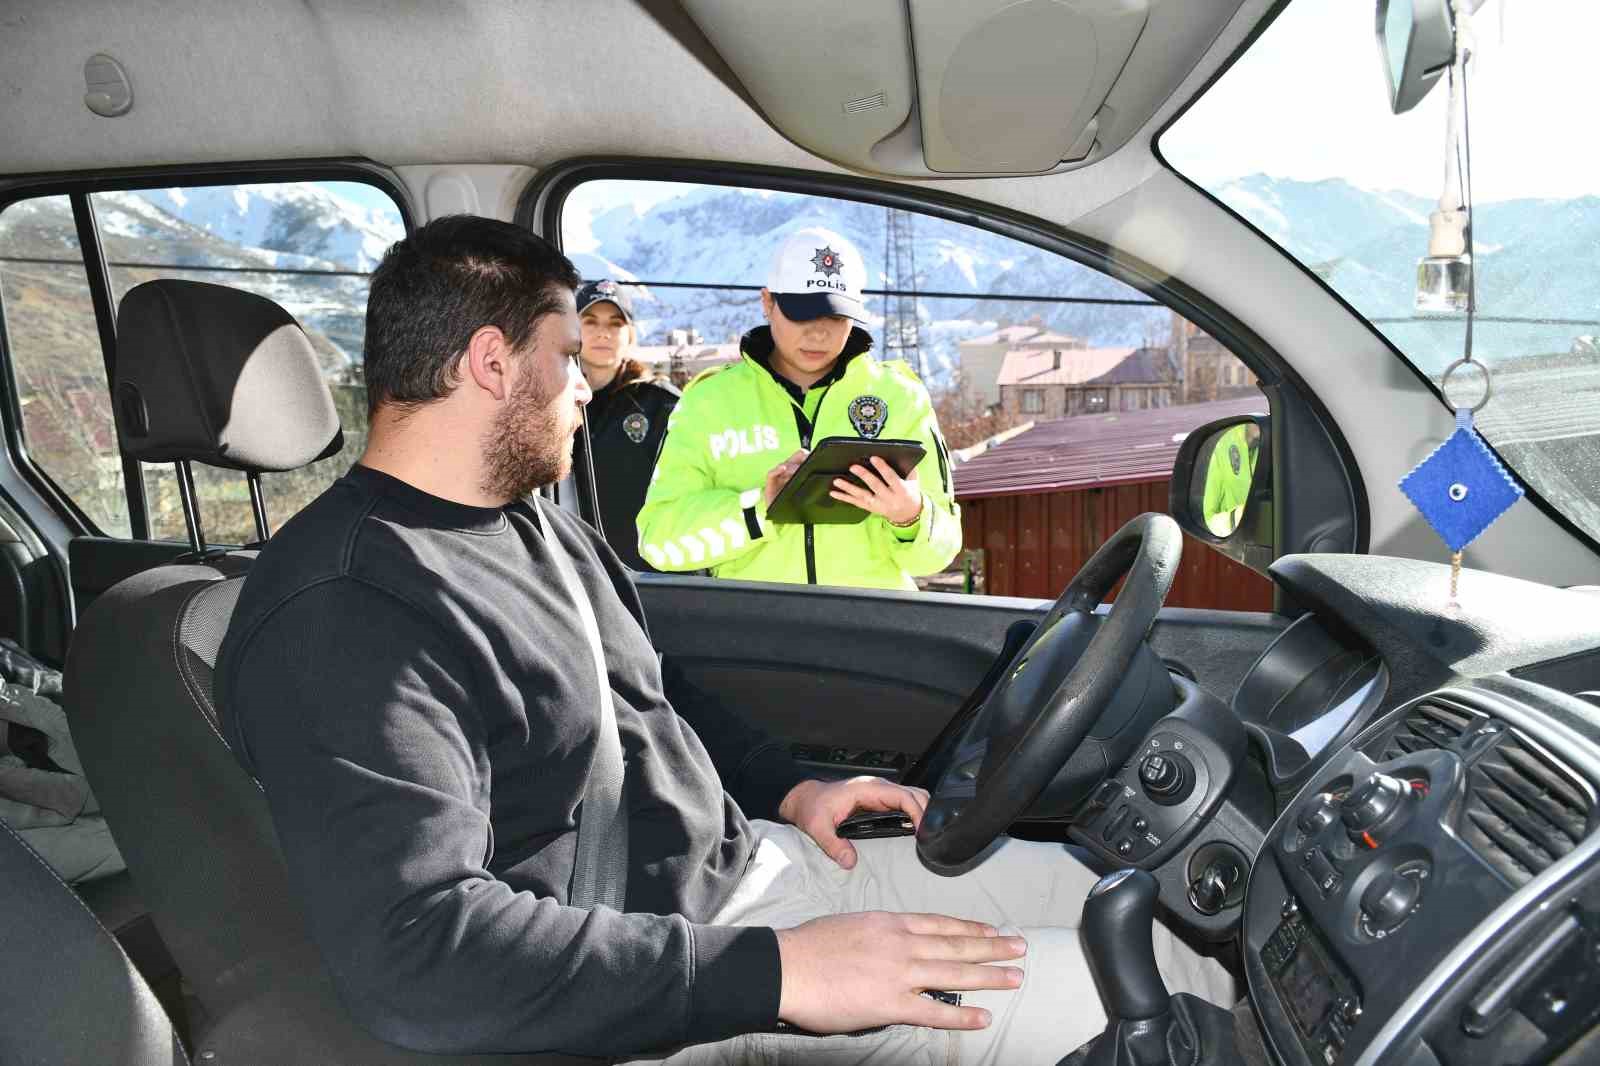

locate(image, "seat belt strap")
[[534, 500, 628, 912]]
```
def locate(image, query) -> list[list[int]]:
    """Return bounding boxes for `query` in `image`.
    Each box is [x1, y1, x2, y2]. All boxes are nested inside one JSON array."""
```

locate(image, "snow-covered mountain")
[[568, 186, 1174, 381], [1210, 176, 1600, 374], [130, 184, 403, 272], [8, 174, 1596, 390], [69, 186, 398, 371]]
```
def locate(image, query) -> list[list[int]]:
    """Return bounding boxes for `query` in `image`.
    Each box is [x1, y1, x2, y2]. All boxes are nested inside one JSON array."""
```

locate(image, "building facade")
[[996, 345, 1178, 420]]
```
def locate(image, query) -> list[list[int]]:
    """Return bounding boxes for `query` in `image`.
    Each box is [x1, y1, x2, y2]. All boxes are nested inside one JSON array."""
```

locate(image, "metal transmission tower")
[[882, 208, 922, 376]]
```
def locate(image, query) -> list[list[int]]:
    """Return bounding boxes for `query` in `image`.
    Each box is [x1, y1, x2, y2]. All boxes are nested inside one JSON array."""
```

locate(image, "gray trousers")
[[630, 821, 1236, 1066]]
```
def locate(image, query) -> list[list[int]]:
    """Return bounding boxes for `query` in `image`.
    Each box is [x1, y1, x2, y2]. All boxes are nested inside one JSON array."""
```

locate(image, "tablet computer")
[[766, 436, 927, 526]]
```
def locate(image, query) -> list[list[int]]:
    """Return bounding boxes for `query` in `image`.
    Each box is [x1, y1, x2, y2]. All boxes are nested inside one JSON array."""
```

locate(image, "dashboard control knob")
[[1340, 772, 1411, 841], [1138, 752, 1193, 805], [1360, 869, 1423, 935], [1296, 794, 1338, 836]]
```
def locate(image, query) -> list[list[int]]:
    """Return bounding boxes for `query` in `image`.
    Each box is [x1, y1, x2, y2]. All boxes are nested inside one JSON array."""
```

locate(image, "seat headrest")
[[113, 280, 344, 472]]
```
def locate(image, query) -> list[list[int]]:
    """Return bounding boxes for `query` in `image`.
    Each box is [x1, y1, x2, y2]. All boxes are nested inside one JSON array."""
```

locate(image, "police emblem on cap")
[[623, 412, 649, 444], [848, 395, 887, 439], [810, 246, 844, 278]]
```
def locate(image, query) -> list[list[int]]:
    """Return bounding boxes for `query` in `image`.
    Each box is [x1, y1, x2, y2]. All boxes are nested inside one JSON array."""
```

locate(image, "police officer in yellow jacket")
[[637, 228, 961, 590]]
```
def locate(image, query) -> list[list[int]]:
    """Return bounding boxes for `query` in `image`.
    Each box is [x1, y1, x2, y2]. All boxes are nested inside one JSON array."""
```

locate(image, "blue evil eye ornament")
[[1399, 408, 1523, 554]]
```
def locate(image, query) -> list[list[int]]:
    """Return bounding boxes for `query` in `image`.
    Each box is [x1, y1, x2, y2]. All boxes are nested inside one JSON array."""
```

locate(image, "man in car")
[[573, 279, 679, 570], [636, 228, 962, 589], [216, 216, 1230, 1064]]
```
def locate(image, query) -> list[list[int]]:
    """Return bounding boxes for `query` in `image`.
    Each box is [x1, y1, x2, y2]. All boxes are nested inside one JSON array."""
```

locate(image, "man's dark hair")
[[363, 215, 582, 414]]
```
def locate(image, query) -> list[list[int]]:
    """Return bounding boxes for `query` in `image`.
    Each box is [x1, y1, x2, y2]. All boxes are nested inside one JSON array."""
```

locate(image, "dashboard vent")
[[1461, 732, 1594, 886], [1379, 700, 1481, 760]]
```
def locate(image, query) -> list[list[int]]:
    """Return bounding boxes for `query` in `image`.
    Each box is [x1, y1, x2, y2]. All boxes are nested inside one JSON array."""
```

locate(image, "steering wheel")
[[916, 513, 1183, 873]]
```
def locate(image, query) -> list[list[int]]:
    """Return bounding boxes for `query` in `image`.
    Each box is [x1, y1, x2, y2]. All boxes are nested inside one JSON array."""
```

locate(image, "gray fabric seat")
[[65, 280, 598, 1064], [0, 818, 187, 1066]]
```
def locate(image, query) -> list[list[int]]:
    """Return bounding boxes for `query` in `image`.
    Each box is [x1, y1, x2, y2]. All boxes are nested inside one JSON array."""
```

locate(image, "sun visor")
[[679, 2, 915, 171], [681, 0, 1247, 179], [909, 0, 1147, 173]]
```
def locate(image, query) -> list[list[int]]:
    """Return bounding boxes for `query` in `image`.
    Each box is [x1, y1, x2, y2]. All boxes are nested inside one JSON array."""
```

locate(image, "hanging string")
[[1454, 0, 1479, 365], [1450, 0, 1478, 610]]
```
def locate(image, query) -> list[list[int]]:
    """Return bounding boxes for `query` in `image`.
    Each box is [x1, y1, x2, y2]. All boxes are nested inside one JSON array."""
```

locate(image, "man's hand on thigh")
[[774, 912, 1026, 1034]]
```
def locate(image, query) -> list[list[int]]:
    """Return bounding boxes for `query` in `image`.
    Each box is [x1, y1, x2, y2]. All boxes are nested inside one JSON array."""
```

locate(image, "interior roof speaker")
[[911, 0, 1148, 174]]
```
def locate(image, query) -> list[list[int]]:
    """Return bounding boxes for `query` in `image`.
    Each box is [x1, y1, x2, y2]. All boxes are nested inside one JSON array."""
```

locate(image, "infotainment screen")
[[1281, 942, 1336, 1036]]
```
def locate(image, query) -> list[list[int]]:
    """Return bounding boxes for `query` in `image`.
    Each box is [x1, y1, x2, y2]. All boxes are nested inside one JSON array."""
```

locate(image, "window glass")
[[0, 196, 132, 533], [89, 182, 402, 542], [560, 179, 1269, 609], [1161, 0, 1600, 545]]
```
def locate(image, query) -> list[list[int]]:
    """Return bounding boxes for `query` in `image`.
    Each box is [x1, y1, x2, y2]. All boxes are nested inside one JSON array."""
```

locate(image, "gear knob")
[[1082, 868, 1170, 1022]]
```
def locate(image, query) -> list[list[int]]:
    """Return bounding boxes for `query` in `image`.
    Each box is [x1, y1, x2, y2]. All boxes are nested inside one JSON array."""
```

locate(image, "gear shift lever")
[[1061, 868, 1258, 1066], [1082, 868, 1169, 1023]]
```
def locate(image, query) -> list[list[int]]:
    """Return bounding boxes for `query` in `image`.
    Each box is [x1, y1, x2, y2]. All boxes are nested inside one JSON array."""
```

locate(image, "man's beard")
[[479, 365, 575, 501]]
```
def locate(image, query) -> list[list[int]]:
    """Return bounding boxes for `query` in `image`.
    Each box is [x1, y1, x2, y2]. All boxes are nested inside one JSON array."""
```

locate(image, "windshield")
[[1161, 0, 1600, 545]]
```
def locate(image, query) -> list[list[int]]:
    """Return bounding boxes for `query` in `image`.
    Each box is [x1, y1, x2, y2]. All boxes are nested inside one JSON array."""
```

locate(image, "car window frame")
[[0, 159, 413, 544], [524, 157, 1369, 608]]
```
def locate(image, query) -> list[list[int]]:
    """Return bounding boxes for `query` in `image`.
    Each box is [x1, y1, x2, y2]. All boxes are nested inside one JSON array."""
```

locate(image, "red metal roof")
[[953, 395, 1267, 500]]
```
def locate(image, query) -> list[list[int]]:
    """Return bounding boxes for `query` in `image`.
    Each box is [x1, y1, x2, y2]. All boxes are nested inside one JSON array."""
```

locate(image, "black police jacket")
[[577, 359, 680, 571]]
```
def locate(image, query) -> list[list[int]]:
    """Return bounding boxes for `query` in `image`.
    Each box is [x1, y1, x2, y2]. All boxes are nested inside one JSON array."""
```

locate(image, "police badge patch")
[[623, 412, 649, 444], [810, 246, 843, 278], [1228, 443, 1242, 475], [848, 395, 887, 439]]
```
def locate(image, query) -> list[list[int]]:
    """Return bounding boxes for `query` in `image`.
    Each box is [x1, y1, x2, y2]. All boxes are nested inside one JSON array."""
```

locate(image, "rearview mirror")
[[1169, 414, 1273, 570], [1376, 0, 1471, 114]]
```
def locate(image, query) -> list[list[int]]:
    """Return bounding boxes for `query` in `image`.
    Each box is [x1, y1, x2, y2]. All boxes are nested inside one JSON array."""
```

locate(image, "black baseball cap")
[[576, 279, 636, 323]]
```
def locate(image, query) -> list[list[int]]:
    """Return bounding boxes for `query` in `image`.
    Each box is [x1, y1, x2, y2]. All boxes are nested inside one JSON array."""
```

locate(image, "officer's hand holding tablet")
[[765, 436, 927, 526]]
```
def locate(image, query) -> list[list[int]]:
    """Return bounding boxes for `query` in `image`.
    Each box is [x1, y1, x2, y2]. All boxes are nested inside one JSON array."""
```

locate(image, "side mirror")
[[1169, 415, 1273, 571]]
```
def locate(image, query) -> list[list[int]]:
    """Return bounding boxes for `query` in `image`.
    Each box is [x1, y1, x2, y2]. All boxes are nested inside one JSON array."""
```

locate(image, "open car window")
[[560, 177, 1271, 607]]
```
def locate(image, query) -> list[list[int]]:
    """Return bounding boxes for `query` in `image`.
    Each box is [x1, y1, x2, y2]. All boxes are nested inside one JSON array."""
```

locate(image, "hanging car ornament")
[[1414, 0, 1475, 313], [1397, 0, 1522, 606], [1399, 362, 1522, 605]]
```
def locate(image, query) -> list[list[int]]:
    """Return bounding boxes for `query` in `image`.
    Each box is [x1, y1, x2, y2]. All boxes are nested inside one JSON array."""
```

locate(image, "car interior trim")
[[1345, 685, 1600, 1066]]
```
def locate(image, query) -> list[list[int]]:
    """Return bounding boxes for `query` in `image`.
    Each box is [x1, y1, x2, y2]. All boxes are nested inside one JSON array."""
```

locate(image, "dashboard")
[[1070, 554, 1600, 1065], [1247, 683, 1599, 1066]]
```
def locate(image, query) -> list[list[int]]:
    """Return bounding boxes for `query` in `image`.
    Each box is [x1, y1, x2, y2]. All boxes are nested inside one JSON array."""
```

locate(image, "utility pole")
[[882, 208, 922, 376]]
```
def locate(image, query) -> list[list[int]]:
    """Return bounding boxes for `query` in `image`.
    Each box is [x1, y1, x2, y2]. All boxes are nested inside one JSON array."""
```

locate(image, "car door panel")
[[636, 574, 1288, 764]]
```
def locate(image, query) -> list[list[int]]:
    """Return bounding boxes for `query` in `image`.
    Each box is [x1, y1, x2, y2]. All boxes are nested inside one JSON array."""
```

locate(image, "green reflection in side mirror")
[[1192, 422, 1260, 538]]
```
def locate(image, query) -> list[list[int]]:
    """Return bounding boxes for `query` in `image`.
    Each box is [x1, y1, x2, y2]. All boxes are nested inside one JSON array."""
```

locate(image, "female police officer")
[[637, 228, 960, 589], [572, 279, 679, 570]]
